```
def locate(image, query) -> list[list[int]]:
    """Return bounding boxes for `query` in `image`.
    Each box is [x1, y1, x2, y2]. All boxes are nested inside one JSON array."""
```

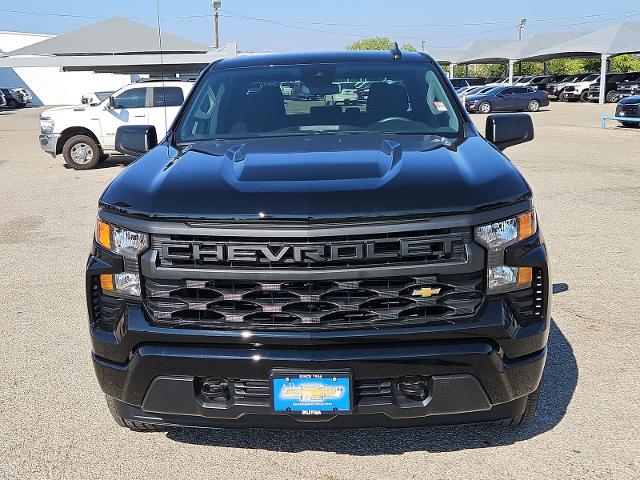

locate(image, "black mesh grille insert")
[[198, 378, 394, 405], [144, 271, 484, 331]]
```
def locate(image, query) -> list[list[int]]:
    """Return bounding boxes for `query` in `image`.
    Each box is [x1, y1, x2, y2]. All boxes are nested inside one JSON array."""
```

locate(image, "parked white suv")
[[562, 73, 600, 102], [39, 80, 192, 169]]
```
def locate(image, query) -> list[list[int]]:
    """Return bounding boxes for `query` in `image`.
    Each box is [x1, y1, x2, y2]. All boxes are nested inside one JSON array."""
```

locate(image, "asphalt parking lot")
[[1, 103, 639, 479]]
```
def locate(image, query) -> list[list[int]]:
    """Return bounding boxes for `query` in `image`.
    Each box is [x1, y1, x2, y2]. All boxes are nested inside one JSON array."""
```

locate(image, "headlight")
[[96, 219, 148, 297], [475, 211, 537, 293], [40, 117, 55, 134]]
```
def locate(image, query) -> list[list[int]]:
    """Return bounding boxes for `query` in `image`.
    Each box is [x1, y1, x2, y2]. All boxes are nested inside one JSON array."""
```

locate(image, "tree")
[[346, 37, 416, 52], [610, 54, 640, 72]]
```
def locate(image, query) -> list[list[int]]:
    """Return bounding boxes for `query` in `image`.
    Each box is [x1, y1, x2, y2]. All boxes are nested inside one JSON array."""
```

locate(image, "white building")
[[0, 31, 132, 106]]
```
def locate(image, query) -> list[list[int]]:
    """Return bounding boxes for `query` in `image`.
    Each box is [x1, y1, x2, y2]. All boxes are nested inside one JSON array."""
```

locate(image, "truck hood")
[[100, 134, 530, 220], [42, 105, 97, 115], [618, 95, 640, 105], [464, 94, 490, 101], [565, 81, 595, 88]]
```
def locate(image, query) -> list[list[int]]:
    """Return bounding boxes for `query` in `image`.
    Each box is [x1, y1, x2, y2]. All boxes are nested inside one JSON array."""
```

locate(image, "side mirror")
[[107, 96, 115, 109], [115, 125, 158, 157], [485, 114, 534, 151]]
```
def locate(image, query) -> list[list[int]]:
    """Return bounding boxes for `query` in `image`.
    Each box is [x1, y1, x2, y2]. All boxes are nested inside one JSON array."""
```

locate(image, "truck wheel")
[[478, 102, 491, 114], [492, 385, 540, 427], [62, 135, 101, 170], [606, 90, 619, 103], [579, 90, 589, 102], [527, 100, 540, 112], [105, 396, 165, 432]]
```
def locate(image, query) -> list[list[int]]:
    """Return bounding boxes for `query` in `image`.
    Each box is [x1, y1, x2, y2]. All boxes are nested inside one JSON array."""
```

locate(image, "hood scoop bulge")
[[230, 139, 403, 182]]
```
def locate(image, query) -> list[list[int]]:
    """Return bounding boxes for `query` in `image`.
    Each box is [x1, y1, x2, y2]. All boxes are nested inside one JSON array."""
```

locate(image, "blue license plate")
[[272, 372, 352, 415]]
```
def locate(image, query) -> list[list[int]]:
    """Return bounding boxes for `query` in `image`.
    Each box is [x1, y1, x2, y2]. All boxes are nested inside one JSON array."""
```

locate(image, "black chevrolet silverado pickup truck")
[[87, 50, 550, 431]]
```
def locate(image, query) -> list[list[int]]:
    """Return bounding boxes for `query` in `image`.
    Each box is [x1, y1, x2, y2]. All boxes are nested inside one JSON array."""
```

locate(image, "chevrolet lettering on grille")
[[161, 238, 454, 265]]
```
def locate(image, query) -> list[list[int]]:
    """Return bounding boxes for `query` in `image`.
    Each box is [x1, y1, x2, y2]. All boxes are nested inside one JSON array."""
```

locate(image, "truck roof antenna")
[[390, 42, 402, 60]]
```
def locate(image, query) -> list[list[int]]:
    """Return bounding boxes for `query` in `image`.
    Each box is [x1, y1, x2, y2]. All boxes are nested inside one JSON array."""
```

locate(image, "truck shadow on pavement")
[[166, 315, 577, 455], [61, 155, 135, 170]]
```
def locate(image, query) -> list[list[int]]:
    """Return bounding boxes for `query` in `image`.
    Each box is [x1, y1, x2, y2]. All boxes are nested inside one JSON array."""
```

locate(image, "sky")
[[2, 0, 640, 52]]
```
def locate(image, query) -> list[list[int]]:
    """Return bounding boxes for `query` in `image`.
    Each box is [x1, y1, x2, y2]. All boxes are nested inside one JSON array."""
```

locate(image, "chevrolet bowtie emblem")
[[411, 287, 441, 298]]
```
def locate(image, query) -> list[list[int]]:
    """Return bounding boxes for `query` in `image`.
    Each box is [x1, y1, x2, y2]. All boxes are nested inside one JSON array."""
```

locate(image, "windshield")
[[176, 62, 462, 142], [584, 74, 599, 81], [479, 86, 504, 96]]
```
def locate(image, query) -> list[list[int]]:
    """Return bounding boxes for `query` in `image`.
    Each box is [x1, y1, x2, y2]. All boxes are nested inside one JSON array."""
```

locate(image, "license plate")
[[271, 372, 352, 415]]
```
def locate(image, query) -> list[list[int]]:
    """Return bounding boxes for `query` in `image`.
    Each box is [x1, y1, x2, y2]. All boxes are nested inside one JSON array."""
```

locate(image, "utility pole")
[[518, 18, 527, 40], [212, 0, 222, 49]]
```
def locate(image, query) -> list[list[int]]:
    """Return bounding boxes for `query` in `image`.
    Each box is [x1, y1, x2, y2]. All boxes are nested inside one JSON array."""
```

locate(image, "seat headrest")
[[258, 85, 285, 117], [366, 82, 409, 117]]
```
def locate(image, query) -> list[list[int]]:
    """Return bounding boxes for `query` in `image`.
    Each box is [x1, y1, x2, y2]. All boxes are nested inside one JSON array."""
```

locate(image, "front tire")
[[105, 396, 165, 432], [606, 90, 619, 103], [62, 134, 101, 170], [478, 102, 492, 114], [579, 90, 589, 102], [528, 100, 540, 112]]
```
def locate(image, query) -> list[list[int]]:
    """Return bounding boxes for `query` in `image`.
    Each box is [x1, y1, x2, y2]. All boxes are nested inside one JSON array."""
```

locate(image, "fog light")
[[398, 377, 429, 401]]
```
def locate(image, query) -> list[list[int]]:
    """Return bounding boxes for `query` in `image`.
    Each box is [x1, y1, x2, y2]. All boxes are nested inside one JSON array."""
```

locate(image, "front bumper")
[[100, 337, 546, 429], [39, 133, 60, 156], [563, 91, 582, 100], [89, 274, 550, 428]]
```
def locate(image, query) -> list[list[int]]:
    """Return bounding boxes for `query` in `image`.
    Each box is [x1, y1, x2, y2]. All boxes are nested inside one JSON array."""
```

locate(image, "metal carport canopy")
[[430, 40, 505, 79], [4, 16, 210, 56], [455, 32, 585, 85], [0, 51, 229, 74], [0, 16, 235, 74], [523, 22, 640, 104], [522, 21, 640, 61], [427, 46, 468, 65]]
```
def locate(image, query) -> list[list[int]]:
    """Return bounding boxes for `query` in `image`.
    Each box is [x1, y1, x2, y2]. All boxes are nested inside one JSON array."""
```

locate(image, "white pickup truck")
[[39, 80, 193, 169]]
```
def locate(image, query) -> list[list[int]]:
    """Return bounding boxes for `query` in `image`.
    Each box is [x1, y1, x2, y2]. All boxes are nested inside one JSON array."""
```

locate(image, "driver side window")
[[113, 88, 148, 109]]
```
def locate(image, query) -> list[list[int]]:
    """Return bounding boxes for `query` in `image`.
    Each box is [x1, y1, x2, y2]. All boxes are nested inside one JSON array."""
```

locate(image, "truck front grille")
[[616, 103, 639, 118], [145, 271, 484, 331]]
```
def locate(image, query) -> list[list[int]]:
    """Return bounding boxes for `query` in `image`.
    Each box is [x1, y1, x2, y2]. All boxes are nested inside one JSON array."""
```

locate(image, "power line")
[[0, 8, 103, 19], [2, 7, 640, 28], [219, 11, 517, 40]]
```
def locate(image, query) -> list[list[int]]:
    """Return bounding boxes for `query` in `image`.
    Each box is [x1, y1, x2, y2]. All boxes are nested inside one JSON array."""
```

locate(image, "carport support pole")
[[508, 59, 515, 85], [599, 53, 609, 104], [449, 63, 456, 79]]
